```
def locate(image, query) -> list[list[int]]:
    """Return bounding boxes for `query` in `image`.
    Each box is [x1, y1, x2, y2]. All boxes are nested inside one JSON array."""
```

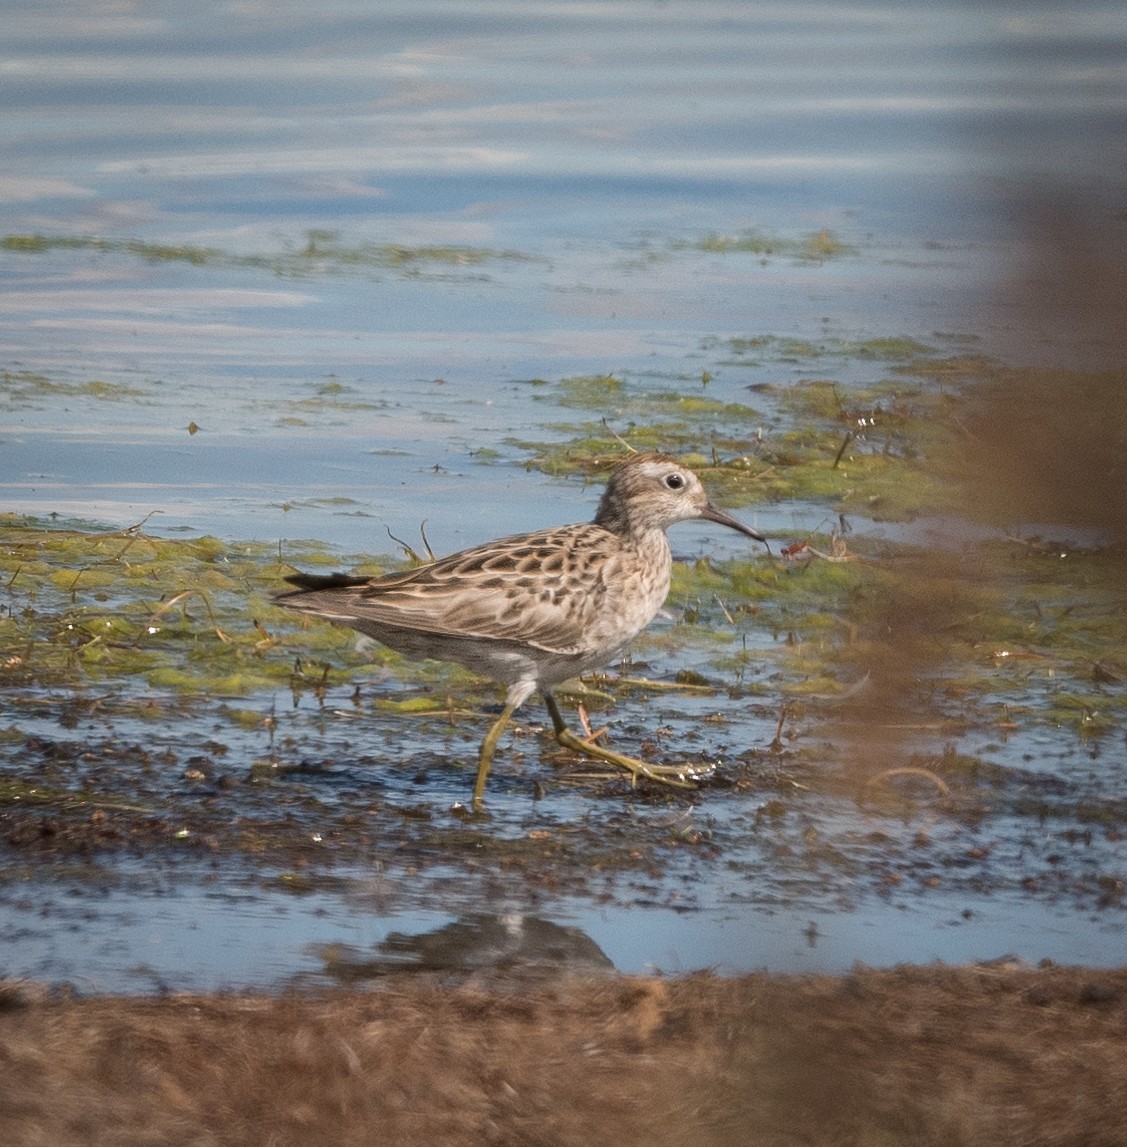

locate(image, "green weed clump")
[[674, 228, 856, 262], [1, 230, 535, 281], [0, 521, 398, 700]]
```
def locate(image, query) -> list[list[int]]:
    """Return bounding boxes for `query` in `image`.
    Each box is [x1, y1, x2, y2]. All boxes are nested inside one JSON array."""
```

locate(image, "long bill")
[[700, 501, 768, 546]]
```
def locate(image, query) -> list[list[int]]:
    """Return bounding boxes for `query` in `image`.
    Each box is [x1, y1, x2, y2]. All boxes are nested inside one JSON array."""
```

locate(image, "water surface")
[[2, 0, 1126, 992]]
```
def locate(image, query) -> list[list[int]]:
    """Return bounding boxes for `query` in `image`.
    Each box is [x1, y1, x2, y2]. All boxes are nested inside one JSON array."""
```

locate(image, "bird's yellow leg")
[[542, 694, 705, 791], [472, 702, 518, 809]]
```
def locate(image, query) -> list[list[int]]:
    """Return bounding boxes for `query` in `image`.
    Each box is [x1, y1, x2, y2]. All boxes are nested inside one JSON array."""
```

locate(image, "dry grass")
[[1, 964, 1125, 1146]]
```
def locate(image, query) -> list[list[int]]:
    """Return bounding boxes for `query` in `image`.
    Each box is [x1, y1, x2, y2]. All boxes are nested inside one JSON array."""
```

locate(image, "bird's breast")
[[582, 532, 672, 650]]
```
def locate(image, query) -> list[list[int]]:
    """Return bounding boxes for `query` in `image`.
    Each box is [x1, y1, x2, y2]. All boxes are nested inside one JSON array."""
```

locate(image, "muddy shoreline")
[[3, 962, 1126, 1145]]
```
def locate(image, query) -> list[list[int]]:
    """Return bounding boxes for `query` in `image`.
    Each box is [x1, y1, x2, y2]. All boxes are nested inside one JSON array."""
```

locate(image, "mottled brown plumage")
[[275, 453, 766, 806]]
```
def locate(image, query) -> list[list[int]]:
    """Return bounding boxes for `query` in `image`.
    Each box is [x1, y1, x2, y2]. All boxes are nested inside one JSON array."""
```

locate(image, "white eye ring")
[[664, 473, 686, 490]]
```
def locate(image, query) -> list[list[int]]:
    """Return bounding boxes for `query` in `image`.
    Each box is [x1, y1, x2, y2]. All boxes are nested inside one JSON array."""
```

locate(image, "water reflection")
[[317, 913, 614, 982]]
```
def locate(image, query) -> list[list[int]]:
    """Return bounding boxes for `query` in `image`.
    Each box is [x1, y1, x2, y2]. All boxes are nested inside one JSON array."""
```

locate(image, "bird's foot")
[[553, 727, 711, 790]]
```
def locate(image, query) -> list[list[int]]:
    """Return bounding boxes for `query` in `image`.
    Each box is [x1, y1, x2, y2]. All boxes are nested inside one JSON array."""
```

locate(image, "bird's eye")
[[663, 473, 685, 491]]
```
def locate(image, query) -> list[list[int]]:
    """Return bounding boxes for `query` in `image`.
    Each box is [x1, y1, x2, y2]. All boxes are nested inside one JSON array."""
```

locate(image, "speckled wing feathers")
[[282, 523, 636, 656]]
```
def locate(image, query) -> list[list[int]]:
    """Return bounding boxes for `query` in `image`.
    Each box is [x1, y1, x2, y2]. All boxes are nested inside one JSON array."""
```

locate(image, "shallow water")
[[5, 862, 1127, 995], [2, 0, 1126, 992]]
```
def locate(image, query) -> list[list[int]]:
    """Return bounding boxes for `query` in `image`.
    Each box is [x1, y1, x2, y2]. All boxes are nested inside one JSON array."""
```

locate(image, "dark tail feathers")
[[281, 571, 372, 593]]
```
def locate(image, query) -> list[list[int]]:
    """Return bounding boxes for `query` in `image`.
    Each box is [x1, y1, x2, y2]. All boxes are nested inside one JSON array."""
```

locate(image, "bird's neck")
[[594, 500, 665, 542], [607, 522, 672, 564]]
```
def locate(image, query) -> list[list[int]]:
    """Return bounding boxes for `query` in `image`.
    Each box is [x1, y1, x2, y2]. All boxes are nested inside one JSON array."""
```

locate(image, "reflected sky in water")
[[3, 2, 1122, 249], [4, 0, 1124, 538], [3, 2, 1123, 249]]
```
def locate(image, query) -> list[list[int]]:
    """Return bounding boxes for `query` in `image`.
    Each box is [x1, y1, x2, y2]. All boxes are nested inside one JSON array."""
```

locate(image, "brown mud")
[[2, 962, 1126, 1146]]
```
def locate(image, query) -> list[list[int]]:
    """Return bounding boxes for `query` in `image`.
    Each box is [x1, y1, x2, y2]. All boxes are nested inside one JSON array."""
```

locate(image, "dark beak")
[[700, 502, 768, 546]]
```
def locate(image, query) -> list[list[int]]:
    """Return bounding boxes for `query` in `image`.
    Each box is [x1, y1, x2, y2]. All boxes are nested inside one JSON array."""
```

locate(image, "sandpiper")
[[275, 453, 766, 807]]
